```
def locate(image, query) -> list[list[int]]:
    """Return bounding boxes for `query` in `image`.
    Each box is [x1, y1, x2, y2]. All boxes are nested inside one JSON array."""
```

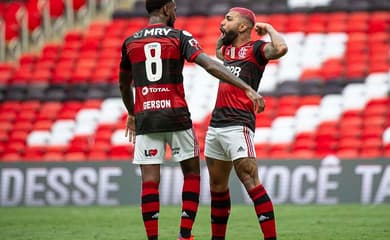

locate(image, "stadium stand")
[[0, 0, 389, 161]]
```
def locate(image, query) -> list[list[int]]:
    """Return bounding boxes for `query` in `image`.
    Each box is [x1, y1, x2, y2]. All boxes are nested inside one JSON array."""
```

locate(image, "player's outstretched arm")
[[194, 53, 265, 113], [255, 22, 288, 60]]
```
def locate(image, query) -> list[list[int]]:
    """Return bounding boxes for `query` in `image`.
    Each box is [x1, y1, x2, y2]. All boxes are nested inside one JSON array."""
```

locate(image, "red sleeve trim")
[[188, 49, 204, 62]]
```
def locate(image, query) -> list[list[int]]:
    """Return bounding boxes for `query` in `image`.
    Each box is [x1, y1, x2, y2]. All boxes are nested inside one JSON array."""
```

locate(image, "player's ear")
[[162, 3, 170, 17], [238, 23, 249, 33]]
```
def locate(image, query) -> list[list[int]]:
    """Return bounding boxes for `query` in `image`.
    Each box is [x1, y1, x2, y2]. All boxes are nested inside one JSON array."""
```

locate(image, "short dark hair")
[[145, 0, 172, 14]]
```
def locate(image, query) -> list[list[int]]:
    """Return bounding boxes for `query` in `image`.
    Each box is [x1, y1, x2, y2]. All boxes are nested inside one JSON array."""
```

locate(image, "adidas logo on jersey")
[[181, 211, 190, 218], [258, 215, 269, 222], [237, 146, 245, 152]]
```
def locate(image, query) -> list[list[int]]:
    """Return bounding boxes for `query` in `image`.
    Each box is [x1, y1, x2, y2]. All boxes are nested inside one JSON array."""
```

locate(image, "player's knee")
[[181, 157, 200, 175], [210, 183, 229, 192], [209, 177, 229, 192], [235, 160, 259, 189], [237, 160, 257, 177]]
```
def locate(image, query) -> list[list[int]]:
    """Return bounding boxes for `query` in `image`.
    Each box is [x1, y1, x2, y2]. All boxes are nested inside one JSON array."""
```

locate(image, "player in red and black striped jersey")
[[205, 7, 288, 240], [119, 1, 265, 240]]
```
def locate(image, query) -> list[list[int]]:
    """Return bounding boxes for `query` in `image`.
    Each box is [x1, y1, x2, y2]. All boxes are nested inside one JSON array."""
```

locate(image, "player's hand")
[[125, 114, 136, 144], [245, 89, 265, 114], [255, 22, 271, 36]]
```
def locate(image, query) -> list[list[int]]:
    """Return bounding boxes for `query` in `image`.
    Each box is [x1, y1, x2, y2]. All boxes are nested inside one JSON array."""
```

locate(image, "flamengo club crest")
[[238, 47, 248, 59]]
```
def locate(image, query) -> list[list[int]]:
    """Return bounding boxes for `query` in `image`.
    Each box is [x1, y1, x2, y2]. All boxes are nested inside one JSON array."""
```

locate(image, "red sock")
[[180, 174, 200, 238], [211, 189, 231, 240], [248, 184, 277, 240], [141, 181, 159, 240]]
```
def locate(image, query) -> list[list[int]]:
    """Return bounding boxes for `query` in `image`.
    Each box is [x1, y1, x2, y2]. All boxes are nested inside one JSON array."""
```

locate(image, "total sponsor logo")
[[142, 87, 170, 96]]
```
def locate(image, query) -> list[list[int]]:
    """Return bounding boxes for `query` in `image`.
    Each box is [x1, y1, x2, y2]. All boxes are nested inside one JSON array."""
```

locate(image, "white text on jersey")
[[144, 28, 172, 37], [143, 100, 172, 110], [226, 65, 241, 77]]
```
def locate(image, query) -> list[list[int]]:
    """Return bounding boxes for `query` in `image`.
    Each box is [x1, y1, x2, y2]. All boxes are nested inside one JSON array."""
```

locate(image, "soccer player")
[[119, 1, 264, 240], [205, 7, 288, 240]]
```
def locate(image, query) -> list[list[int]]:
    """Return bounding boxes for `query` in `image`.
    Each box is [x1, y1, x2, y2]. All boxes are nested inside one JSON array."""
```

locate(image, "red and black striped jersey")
[[210, 40, 268, 132], [120, 23, 203, 135]]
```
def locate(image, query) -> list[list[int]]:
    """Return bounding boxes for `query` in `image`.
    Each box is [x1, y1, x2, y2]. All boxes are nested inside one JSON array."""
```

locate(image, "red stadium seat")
[[72, 0, 86, 11], [26, 0, 42, 32], [42, 152, 65, 161], [1, 152, 22, 162], [3, 2, 24, 41], [109, 145, 134, 160], [292, 149, 315, 159], [292, 138, 316, 152], [338, 137, 361, 151], [87, 150, 108, 161], [255, 143, 270, 159], [0, 130, 9, 143], [92, 140, 111, 153], [336, 149, 360, 159], [0, 121, 13, 133], [0, 111, 16, 122], [33, 120, 53, 131], [23, 146, 45, 160], [384, 144, 390, 158], [49, 0, 65, 18], [362, 125, 385, 140], [64, 152, 87, 161]]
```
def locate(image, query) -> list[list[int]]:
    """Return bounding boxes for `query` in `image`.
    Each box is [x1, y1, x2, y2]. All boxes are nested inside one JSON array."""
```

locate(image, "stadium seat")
[[383, 127, 390, 145], [27, 130, 51, 146], [254, 128, 271, 144]]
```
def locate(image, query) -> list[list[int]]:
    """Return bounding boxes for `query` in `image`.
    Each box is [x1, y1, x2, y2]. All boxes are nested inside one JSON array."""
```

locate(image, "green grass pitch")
[[1, 205, 389, 240]]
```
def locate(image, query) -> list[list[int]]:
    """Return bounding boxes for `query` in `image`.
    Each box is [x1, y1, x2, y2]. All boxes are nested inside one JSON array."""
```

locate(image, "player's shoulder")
[[252, 39, 268, 48], [179, 29, 194, 37]]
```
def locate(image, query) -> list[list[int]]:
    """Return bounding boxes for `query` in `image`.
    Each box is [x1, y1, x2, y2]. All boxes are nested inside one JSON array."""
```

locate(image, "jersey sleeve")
[[179, 30, 203, 62], [119, 40, 132, 72], [253, 40, 269, 65]]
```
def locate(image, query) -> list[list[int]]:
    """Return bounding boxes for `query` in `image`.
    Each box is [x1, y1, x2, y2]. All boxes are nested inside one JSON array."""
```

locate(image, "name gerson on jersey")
[[210, 40, 269, 132], [120, 24, 203, 135]]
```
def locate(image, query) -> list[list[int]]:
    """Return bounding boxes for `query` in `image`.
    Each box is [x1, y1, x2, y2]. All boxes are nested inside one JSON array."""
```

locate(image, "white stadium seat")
[[295, 105, 320, 133], [272, 116, 295, 129], [319, 95, 343, 121], [51, 120, 76, 133], [111, 129, 128, 145], [269, 128, 295, 143], [342, 84, 368, 110], [74, 122, 98, 135], [27, 131, 51, 146], [75, 108, 100, 123], [254, 127, 271, 144], [383, 127, 390, 144]]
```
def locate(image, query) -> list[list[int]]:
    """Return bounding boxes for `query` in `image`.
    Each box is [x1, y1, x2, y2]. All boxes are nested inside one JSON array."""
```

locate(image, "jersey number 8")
[[144, 42, 163, 82]]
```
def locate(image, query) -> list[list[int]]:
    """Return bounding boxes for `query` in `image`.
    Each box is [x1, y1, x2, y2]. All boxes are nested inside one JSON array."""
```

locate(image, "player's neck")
[[232, 35, 251, 47], [149, 15, 167, 26]]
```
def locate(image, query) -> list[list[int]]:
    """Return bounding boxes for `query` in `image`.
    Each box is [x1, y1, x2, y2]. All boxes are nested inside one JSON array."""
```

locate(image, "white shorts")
[[133, 128, 199, 164], [204, 125, 255, 161]]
